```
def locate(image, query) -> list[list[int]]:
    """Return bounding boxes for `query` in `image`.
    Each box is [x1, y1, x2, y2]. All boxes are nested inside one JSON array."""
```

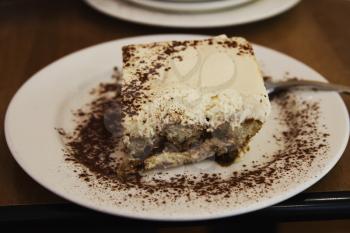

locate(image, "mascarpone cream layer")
[[121, 35, 271, 144]]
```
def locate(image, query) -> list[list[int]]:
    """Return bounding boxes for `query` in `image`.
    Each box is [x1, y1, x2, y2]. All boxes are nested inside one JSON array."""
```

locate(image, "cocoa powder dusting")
[[120, 38, 253, 119], [58, 71, 330, 205]]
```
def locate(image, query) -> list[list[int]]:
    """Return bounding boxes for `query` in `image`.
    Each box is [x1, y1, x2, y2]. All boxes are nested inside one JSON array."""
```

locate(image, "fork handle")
[[275, 80, 350, 95]]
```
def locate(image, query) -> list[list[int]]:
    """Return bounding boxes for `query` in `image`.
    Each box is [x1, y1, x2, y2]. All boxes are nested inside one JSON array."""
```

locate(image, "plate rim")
[[4, 34, 350, 221], [84, 0, 301, 28], [125, 0, 253, 13]]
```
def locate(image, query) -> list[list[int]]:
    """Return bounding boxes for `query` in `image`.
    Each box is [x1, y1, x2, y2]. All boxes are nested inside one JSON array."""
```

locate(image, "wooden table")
[[1, 0, 350, 224]]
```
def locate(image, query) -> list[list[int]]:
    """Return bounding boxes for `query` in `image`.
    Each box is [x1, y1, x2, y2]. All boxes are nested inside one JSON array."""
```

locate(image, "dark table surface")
[[1, 0, 350, 226]]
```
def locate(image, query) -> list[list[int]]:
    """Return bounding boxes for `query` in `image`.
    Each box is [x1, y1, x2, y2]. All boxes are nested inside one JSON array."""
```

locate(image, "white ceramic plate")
[[154, 0, 230, 2], [125, 0, 253, 13], [85, 0, 300, 28], [5, 34, 349, 221]]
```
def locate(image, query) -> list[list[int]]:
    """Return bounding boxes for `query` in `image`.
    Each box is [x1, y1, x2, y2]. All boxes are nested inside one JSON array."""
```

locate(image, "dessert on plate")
[[119, 35, 271, 174]]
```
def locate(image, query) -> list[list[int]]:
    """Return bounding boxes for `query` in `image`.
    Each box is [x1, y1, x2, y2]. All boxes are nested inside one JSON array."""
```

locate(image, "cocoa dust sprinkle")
[[120, 38, 254, 119], [57, 72, 330, 205]]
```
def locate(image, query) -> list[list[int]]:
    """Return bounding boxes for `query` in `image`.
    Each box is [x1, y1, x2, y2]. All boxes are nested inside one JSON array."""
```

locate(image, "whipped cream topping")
[[121, 35, 271, 144]]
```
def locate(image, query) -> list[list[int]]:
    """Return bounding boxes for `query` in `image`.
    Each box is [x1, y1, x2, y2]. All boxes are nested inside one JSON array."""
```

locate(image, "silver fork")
[[264, 79, 350, 95]]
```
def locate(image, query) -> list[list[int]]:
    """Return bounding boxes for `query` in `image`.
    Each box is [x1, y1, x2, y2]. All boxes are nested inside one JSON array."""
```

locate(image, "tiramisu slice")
[[120, 35, 270, 174]]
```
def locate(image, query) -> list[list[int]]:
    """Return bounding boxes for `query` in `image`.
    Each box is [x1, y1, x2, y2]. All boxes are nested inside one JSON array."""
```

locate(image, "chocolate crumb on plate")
[[57, 70, 330, 205]]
